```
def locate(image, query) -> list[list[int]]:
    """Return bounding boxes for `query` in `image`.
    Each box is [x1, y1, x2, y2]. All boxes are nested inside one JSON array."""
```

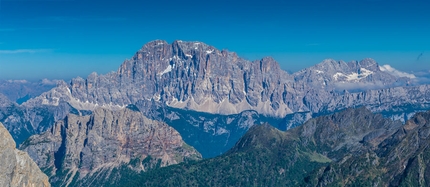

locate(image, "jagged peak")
[[140, 40, 213, 50], [316, 59, 345, 67], [358, 58, 378, 67], [141, 39, 168, 48], [302, 59, 349, 74], [56, 80, 69, 87], [360, 58, 377, 64], [346, 58, 380, 72], [321, 58, 337, 64]]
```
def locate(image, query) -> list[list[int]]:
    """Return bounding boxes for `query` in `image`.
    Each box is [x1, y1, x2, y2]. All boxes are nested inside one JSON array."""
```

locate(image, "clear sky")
[[0, 0, 429, 80]]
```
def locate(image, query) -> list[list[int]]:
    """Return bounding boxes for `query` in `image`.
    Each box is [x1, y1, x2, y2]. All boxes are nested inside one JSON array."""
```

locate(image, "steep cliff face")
[[0, 100, 83, 146], [0, 122, 50, 187], [20, 107, 201, 187], [23, 40, 294, 117]]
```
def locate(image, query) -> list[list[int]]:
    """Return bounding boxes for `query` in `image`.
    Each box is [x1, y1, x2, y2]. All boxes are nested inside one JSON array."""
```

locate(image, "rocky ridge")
[[20, 107, 201, 187], [0, 122, 50, 187], [293, 58, 412, 91], [22, 40, 420, 119]]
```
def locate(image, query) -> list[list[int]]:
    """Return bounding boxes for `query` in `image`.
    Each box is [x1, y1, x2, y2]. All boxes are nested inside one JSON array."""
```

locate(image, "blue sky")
[[0, 0, 429, 80]]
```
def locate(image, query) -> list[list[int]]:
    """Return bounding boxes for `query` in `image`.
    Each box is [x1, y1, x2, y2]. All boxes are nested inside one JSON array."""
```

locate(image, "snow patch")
[[333, 72, 345, 80], [206, 49, 214, 54], [185, 54, 193, 58], [158, 65, 172, 76], [333, 68, 374, 81], [379, 64, 416, 79], [314, 70, 324, 74], [345, 68, 373, 81]]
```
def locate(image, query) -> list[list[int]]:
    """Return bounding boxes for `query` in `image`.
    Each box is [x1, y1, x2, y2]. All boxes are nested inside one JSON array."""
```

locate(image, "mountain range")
[[1, 40, 430, 186], [20, 40, 421, 118], [0, 79, 58, 104], [1, 40, 427, 155]]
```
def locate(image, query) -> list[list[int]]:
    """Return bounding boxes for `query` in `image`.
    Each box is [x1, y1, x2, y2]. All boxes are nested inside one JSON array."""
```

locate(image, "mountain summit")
[[24, 40, 293, 117]]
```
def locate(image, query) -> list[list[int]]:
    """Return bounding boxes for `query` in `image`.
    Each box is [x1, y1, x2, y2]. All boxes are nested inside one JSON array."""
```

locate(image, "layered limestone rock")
[[20, 107, 201, 187], [0, 122, 50, 187]]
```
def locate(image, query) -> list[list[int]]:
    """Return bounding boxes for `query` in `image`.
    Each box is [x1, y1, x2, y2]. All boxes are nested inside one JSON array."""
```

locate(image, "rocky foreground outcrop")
[[0, 122, 50, 187], [20, 107, 201, 187]]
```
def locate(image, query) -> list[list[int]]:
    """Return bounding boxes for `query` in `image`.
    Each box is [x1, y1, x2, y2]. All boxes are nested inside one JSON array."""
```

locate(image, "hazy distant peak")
[[40, 78, 60, 85], [7, 79, 28, 84]]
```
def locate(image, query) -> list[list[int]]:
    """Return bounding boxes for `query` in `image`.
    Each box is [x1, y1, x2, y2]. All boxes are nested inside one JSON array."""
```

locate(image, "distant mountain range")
[[0, 79, 58, 104]]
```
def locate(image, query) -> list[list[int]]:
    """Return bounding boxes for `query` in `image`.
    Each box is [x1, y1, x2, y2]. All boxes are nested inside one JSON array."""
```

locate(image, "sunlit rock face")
[[20, 107, 201, 187], [0, 122, 51, 187]]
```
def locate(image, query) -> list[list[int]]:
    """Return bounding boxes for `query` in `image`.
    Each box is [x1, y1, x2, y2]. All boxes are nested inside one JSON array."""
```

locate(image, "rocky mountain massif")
[[20, 107, 201, 187], [1, 40, 429, 159], [23, 40, 420, 118], [123, 107, 430, 187], [0, 122, 50, 187]]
